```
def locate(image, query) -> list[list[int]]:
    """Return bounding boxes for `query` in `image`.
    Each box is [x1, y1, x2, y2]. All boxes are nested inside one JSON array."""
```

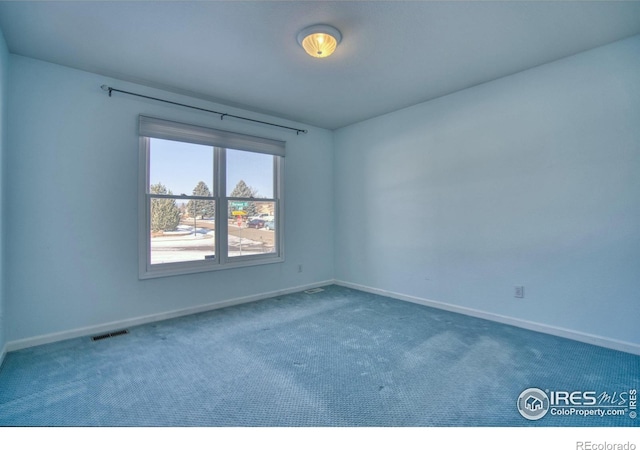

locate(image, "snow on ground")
[[150, 228, 273, 264]]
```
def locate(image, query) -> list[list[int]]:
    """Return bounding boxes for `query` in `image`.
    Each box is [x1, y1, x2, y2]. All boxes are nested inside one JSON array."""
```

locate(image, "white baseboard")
[[5, 280, 334, 353], [6, 279, 639, 357], [335, 280, 640, 356]]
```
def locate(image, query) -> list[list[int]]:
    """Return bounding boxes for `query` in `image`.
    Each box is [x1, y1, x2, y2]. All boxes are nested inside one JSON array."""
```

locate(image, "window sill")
[[139, 255, 285, 280]]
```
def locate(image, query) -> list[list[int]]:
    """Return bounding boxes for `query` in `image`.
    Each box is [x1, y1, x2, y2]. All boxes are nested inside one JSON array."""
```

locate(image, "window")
[[139, 116, 284, 278]]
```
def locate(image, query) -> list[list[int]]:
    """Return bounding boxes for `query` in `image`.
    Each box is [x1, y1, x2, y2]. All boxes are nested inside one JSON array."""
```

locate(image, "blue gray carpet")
[[0, 285, 638, 426]]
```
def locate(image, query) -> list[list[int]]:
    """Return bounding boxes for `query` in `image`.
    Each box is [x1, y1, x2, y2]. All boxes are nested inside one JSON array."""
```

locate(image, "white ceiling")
[[1, 1, 639, 130]]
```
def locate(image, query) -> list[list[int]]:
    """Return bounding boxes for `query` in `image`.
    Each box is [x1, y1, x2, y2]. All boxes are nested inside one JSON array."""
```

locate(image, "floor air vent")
[[304, 287, 325, 295], [91, 329, 129, 341]]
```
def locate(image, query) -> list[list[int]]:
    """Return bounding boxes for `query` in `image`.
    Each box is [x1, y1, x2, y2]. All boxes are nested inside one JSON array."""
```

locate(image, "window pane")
[[228, 200, 276, 258], [150, 199, 215, 265], [149, 138, 214, 196], [226, 149, 274, 199]]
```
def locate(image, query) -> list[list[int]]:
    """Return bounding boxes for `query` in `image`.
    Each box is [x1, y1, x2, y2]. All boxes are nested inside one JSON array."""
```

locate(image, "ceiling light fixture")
[[297, 24, 342, 58]]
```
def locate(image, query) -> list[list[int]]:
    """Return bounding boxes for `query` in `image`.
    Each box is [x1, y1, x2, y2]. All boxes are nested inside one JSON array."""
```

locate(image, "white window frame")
[[138, 116, 285, 279]]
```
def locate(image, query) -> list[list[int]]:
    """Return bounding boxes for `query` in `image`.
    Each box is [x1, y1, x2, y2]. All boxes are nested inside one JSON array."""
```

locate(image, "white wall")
[[0, 28, 8, 361], [5, 55, 334, 345], [334, 35, 640, 350]]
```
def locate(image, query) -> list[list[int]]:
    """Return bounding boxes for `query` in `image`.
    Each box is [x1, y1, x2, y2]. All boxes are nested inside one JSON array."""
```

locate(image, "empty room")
[[0, 0, 638, 440]]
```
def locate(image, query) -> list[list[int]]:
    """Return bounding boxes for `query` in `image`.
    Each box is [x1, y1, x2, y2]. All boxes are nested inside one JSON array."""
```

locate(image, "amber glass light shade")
[[297, 25, 342, 59], [301, 32, 338, 58]]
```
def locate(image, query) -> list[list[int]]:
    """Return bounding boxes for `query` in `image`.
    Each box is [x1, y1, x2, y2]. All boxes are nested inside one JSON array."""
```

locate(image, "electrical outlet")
[[515, 286, 524, 298]]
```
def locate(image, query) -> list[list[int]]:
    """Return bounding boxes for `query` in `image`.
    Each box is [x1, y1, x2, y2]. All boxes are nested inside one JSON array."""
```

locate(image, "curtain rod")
[[100, 85, 308, 135]]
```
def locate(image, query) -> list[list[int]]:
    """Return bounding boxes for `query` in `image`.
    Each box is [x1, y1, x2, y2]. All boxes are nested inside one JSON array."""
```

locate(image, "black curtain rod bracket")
[[100, 85, 307, 135]]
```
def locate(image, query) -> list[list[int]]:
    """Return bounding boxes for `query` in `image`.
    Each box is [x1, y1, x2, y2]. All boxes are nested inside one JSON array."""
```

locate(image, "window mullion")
[[148, 194, 210, 200], [216, 147, 227, 264]]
